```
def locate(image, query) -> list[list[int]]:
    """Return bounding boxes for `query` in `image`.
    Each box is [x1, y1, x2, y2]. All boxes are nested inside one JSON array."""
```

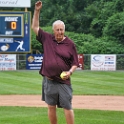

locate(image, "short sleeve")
[[36, 28, 46, 44], [71, 44, 79, 67]]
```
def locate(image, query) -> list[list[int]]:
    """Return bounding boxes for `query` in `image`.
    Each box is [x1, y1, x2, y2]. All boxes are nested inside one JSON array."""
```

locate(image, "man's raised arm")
[[32, 1, 42, 36]]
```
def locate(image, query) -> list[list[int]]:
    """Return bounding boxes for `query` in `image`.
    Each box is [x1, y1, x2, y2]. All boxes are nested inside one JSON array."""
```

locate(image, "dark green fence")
[[17, 54, 124, 70]]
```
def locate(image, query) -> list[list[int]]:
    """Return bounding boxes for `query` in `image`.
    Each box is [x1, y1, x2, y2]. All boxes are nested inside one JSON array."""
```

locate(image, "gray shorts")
[[42, 76, 73, 110]]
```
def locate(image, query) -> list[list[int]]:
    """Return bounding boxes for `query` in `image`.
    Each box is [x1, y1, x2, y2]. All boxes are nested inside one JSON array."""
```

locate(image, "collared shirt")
[[36, 28, 79, 85]]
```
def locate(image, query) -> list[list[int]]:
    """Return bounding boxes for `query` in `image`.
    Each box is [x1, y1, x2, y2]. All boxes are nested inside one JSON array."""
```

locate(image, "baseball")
[[60, 72, 66, 79]]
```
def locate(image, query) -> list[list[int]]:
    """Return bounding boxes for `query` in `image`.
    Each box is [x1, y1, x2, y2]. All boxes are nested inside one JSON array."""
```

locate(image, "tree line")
[[1, 0, 124, 54]]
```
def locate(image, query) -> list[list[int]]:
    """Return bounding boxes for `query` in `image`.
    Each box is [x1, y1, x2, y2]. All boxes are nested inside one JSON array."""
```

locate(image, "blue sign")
[[26, 54, 43, 70], [0, 11, 31, 53], [0, 14, 23, 37]]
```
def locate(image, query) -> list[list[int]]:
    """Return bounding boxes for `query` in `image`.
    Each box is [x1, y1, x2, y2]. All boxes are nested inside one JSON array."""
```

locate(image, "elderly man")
[[32, 1, 79, 124]]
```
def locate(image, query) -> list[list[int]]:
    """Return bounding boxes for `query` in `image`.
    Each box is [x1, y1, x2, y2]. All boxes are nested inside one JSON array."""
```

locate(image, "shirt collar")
[[52, 35, 67, 44]]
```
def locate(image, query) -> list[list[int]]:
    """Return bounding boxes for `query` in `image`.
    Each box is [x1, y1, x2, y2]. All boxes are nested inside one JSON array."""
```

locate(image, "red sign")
[[78, 54, 84, 70]]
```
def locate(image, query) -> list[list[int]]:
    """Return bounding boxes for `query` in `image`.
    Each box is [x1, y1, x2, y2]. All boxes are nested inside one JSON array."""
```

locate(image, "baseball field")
[[0, 70, 124, 124]]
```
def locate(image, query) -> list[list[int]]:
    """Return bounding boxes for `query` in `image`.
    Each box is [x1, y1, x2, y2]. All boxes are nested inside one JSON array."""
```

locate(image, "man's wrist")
[[35, 9, 40, 12], [69, 70, 73, 75]]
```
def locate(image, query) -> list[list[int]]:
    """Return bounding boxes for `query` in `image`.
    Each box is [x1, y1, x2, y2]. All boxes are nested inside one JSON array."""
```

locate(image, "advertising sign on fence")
[[91, 54, 116, 70], [78, 54, 84, 70], [26, 54, 43, 70], [26, 54, 84, 70], [0, 54, 16, 70]]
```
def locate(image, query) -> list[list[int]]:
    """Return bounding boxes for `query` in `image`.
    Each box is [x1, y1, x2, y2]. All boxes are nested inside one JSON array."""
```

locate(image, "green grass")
[[0, 70, 124, 95], [0, 70, 124, 124], [72, 71, 124, 95], [0, 106, 124, 124], [0, 70, 42, 94]]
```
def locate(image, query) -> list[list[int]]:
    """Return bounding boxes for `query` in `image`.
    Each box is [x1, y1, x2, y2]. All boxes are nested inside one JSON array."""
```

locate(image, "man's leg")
[[64, 109, 74, 124], [48, 105, 57, 124]]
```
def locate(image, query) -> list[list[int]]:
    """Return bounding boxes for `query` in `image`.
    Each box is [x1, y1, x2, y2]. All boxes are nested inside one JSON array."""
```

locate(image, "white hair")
[[52, 20, 65, 30]]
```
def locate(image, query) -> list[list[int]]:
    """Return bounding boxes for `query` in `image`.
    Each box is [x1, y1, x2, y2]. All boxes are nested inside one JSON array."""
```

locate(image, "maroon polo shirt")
[[36, 28, 79, 85]]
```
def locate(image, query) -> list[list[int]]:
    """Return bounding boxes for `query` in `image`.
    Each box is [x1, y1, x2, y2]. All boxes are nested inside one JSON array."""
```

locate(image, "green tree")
[[103, 12, 124, 44], [1, 0, 124, 54]]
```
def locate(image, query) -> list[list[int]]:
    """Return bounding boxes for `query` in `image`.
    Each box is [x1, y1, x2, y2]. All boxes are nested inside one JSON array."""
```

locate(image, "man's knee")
[[48, 105, 56, 110]]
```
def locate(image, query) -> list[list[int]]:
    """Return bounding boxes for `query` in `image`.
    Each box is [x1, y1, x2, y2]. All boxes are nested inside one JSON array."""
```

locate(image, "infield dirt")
[[0, 95, 124, 111]]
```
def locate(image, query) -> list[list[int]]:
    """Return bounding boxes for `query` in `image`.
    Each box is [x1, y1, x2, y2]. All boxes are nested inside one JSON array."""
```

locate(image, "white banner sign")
[[0, 0, 31, 7], [91, 54, 116, 71], [0, 54, 16, 70]]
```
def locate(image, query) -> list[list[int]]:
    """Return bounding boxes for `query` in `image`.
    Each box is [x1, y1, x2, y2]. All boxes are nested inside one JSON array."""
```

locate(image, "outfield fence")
[[16, 54, 124, 70]]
